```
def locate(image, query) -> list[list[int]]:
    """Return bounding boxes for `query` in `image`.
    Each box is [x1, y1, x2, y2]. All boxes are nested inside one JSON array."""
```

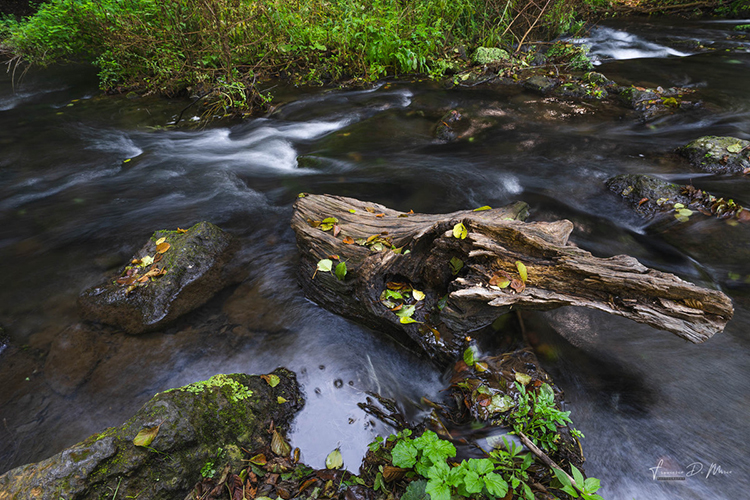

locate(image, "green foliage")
[[546, 41, 594, 71], [510, 382, 572, 452], [2, 0, 594, 114], [552, 465, 605, 500]]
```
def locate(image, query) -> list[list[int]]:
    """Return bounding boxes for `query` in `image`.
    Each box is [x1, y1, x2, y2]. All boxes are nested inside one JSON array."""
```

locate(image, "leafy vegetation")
[[1, 0, 595, 115]]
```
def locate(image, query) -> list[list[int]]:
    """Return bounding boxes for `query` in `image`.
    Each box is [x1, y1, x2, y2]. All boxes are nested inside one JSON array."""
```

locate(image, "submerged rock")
[[79, 221, 238, 334], [433, 109, 466, 142], [0, 369, 303, 500], [522, 75, 559, 94], [678, 135, 750, 174], [616, 85, 701, 122], [43, 324, 109, 396]]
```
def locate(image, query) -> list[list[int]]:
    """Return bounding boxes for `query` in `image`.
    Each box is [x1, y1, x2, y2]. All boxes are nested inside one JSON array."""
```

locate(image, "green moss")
[[178, 374, 254, 403]]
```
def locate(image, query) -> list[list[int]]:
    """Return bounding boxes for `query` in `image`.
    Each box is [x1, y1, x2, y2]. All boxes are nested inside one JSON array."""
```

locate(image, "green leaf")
[[677, 208, 693, 217], [472, 205, 492, 211], [462, 470, 483, 494], [552, 467, 571, 486], [264, 374, 280, 387], [673, 203, 685, 209], [133, 425, 160, 447], [399, 316, 420, 324], [426, 439, 456, 464], [452, 222, 468, 239], [426, 461, 450, 481], [391, 440, 418, 468], [382, 289, 403, 300], [401, 480, 429, 500], [335, 261, 347, 280], [449, 257, 463, 275], [325, 448, 343, 469], [487, 394, 514, 413], [425, 481, 451, 500], [571, 465, 585, 488], [727, 143, 742, 153], [317, 259, 333, 273], [471, 458, 494, 476], [463, 346, 476, 367], [583, 477, 601, 493], [483, 472, 508, 498], [515, 260, 528, 283], [562, 485, 579, 497], [396, 305, 416, 318], [522, 482, 534, 500]]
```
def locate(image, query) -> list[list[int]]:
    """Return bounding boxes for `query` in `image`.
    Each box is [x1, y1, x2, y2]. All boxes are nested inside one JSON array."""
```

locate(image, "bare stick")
[[516, 431, 584, 496]]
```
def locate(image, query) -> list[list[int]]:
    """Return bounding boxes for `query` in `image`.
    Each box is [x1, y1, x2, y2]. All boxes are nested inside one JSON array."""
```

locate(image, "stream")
[[1, 16, 749, 499]]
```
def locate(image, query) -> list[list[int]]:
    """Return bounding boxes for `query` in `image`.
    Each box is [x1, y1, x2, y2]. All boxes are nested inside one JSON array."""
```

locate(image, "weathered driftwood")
[[292, 194, 733, 363]]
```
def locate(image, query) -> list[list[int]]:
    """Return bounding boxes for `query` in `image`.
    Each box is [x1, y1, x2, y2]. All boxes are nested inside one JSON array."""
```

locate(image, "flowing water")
[[1, 16, 749, 499]]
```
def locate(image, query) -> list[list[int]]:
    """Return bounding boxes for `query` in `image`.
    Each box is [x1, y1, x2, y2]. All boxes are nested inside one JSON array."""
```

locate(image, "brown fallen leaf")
[[510, 278, 525, 293], [333, 224, 341, 237], [176, 228, 188, 233], [342, 236, 355, 244], [156, 242, 171, 254], [365, 207, 376, 213], [375, 213, 385, 218], [638, 197, 649, 206]]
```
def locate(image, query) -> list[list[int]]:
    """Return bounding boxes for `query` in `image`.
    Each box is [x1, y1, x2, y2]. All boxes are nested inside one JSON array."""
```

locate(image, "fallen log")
[[291, 194, 733, 363]]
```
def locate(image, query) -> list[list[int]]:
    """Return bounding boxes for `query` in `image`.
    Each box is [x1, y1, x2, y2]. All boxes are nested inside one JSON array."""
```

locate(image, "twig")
[[516, 430, 585, 496]]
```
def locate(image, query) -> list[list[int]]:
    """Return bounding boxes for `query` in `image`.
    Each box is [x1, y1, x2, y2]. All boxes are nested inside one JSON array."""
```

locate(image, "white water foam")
[[576, 26, 691, 62]]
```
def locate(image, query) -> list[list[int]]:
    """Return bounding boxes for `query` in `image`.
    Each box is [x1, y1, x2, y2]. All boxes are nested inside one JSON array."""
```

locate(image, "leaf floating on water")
[[133, 424, 161, 447], [156, 242, 171, 254], [515, 372, 532, 386], [271, 429, 292, 457], [727, 143, 743, 154], [515, 261, 528, 283], [155, 237, 166, 245], [325, 449, 343, 470], [261, 374, 280, 387], [412, 289, 425, 301], [317, 259, 333, 273], [335, 261, 347, 281], [472, 206, 492, 211], [452, 222, 468, 239]]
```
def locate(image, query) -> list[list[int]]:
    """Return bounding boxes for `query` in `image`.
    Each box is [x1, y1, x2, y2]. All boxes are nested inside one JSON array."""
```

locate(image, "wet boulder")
[[615, 85, 701, 122], [0, 369, 303, 500], [79, 221, 238, 334], [606, 174, 689, 218], [678, 136, 750, 174], [522, 75, 559, 94]]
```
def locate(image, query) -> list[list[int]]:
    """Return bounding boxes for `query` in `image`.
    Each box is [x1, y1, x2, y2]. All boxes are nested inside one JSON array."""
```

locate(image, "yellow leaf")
[[271, 429, 291, 457], [155, 237, 166, 245], [262, 374, 280, 387], [133, 424, 160, 447], [412, 289, 425, 301], [515, 261, 528, 283], [155, 242, 171, 254], [452, 222, 468, 239], [277, 396, 287, 404]]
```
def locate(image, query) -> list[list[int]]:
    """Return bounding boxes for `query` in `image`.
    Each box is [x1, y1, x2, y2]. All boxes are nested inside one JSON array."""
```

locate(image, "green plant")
[[510, 382, 572, 452], [200, 447, 225, 478], [552, 465, 605, 500], [547, 41, 593, 71]]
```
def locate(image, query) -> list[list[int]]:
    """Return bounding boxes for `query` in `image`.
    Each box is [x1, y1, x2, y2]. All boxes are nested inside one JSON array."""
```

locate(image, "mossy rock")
[[678, 136, 750, 174], [606, 174, 689, 218], [522, 75, 559, 95], [78, 221, 238, 334], [0, 369, 303, 500], [471, 47, 510, 65]]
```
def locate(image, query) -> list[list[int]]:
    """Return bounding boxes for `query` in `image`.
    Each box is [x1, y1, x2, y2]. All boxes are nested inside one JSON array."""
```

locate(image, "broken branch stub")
[[291, 194, 733, 363]]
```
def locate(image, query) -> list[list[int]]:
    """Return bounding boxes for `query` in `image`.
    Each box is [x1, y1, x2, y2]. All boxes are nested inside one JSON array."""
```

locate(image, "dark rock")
[[79, 221, 238, 334], [43, 324, 109, 396], [606, 174, 689, 218], [616, 85, 700, 123], [0, 326, 8, 354], [433, 109, 464, 142], [553, 82, 608, 100], [522, 75, 559, 94], [0, 369, 304, 500], [678, 136, 750, 174]]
